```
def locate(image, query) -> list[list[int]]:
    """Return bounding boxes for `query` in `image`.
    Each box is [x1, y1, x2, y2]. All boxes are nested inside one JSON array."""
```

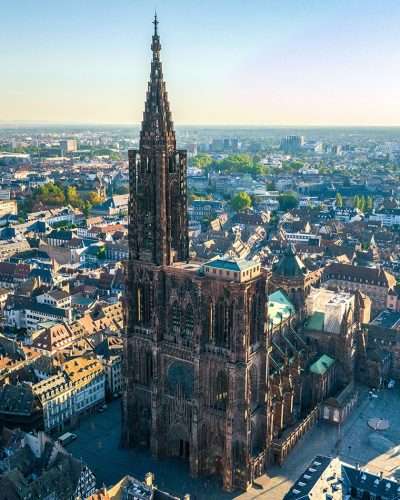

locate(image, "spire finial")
[[153, 11, 158, 36]]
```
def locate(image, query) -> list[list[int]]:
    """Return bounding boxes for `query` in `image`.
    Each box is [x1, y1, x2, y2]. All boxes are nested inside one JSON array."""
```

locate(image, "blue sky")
[[1, 0, 400, 125]]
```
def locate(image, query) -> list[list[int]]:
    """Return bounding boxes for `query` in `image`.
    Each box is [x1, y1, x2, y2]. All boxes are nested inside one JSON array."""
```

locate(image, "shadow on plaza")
[[67, 389, 400, 500], [67, 399, 235, 500]]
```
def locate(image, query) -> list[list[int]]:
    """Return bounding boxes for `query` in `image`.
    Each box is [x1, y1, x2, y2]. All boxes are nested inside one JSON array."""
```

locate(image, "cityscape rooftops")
[[33, 372, 72, 401], [272, 245, 307, 278], [284, 455, 333, 499], [370, 309, 400, 330], [63, 357, 103, 386], [341, 463, 399, 499]]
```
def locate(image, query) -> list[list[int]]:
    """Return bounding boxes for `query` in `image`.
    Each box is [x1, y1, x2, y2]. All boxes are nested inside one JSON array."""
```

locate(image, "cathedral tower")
[[128, 14, 188, 267], [123, 17, 269, 492]]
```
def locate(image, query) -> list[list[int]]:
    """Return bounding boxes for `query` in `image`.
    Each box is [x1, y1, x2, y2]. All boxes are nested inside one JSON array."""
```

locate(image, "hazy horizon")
[[2, 0, 400, 126]]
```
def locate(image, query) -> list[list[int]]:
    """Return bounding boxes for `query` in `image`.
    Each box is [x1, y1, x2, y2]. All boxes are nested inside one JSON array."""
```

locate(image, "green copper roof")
[[272, 244, 306, 278], [304, 311, 325, 331], [268, 290, 295, 327], [205, 258, 255, 272], [310, 354, 335, 375]]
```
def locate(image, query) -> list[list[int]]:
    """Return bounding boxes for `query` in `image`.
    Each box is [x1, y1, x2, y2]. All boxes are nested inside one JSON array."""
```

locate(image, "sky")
[[1, 0, 400, 126]]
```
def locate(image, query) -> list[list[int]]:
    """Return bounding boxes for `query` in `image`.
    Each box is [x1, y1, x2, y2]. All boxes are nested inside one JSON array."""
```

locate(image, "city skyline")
[[1, 0, 400, 126]]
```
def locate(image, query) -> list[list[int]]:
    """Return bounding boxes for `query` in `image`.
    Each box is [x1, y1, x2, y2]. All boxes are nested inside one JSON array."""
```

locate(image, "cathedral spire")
[[128, 16, 189, 266], [151, 12, 161, 57], [142, 14, 174, 143], [153, 11, 158, 36]]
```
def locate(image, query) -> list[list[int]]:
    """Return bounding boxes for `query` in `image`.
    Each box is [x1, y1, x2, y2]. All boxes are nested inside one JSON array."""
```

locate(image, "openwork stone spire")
[[128, 16, 188, 266], [141, 14, 175, 145]]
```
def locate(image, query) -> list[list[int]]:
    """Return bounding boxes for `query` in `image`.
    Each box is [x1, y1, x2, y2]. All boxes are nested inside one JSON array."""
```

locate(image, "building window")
[[171, 301, 180, 334], [214, 371, 228, 411]]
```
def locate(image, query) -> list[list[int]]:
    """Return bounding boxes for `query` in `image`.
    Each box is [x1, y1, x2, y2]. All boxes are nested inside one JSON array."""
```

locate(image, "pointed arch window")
[[249, 364, 259, 409], [214, 371, 229, 411], [136, 286, 144, 323], [169, 156, 176, 173], [136, 284, 151, 325], [250, 297, 259, 345], [184, 303, 194, 338], [171, 301, 180, 335], [215, 299, 231, 348]]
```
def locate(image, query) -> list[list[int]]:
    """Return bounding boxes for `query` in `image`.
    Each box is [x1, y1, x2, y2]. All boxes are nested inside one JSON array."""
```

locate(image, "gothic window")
[[136, 286, 144, 323], [145, 351, 153, 384], [166, 362, 194, 399], [215, 299, 231, 348], [207, 299, 214, 343], [233, 441, 246, 469], [171, 301, 180, 335], [249, 364, 259, 409], [199, 424, 208, 450], [214, 371, 228, 411], [169, 156, 176, 173], [250, 297, 259, 345], [184, 303, 194, 339], [136, 284, 151, 325]]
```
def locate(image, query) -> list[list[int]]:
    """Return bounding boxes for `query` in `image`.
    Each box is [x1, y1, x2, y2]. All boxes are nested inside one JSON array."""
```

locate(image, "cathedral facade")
[[122, 17, 270, 491]]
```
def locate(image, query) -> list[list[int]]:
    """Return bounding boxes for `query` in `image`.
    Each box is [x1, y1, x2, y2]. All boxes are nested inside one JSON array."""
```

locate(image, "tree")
[[216, 154, 267, 176], [278, 192, 299, 211], [231, 191, 252, 212], [282, 160, 304, 172], [353, 195, 360, 209], [91, 148, 121, 161], [88, 191, 104, 206], [82, 201, 92, 217], [35, 183, 65, 207], [366, 196, 374, 211], [358, 195, 366, 212], [65, 186, 83, 208], [335, 192, 343, 208], [97, 246, 106, 259], [191, 154, 213, 170]]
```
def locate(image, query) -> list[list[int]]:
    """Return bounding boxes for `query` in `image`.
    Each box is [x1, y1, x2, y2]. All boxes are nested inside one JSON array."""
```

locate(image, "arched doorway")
[[167, 423, 190, 460]]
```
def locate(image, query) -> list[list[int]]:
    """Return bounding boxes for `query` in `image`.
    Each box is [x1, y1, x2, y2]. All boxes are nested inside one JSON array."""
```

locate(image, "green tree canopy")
[[35, 183, 66, 207], [335, 192, 343, 208], [82, 201, 92, 217], [353, 195, 366, 211], [65, 186, 84, 208], [231, 191, 252, 212], [191, 154, 213, 170], [88, 191, 105, 206], [217, 154, 267, 175], [282, 160, 304, 172], [278, 192, 299, 211]]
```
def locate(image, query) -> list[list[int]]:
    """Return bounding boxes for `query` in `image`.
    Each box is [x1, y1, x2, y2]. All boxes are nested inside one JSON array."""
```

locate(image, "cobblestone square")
[[67, 388, 400, 499]]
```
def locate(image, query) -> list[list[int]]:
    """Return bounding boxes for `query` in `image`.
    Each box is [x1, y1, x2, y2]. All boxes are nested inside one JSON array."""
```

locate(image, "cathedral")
[[122, 16, 367, 493], [122, 16, 269, 491]]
